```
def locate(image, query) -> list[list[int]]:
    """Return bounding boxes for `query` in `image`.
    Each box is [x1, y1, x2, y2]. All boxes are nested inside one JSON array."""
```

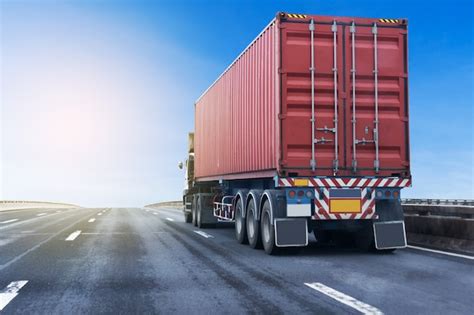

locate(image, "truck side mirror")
[[178, 161, 183, 169]]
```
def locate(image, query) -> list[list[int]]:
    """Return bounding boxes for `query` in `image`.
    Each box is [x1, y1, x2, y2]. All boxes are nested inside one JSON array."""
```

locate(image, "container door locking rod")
[[311, 21, 339, 174], [331, 20, 339, 174], [309, 19, 316, 171], [372, 23, 380, 173], [352, 23, 376, 170], [350, 22, 358, 172]]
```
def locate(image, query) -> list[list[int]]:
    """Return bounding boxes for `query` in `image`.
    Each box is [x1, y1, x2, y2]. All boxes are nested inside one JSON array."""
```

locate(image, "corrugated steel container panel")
[[195, 21, 278, 180], [195, 13, 410, 181]]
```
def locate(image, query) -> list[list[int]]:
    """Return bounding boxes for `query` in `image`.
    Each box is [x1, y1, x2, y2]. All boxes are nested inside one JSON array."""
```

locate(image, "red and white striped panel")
[[277, 177, 411, 220], [277, 177, 411, 188], [313, 187, 375, 220]]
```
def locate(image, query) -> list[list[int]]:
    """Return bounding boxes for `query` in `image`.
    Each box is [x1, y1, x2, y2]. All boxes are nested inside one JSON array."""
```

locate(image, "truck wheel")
[[355, 226, 375, 251], [260, 200, 279, 255], [313, 229, 331, 244], [184, 212, 192, 223], [197, 197, 203, 228], [192, 196, 197, 227], [246, 200, 262, 249], [377, 248, 396, 254], [235, 198, 248, 244]]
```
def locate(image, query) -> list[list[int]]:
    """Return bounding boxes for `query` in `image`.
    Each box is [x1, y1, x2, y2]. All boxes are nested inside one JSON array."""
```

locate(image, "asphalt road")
[[0, 207, 472, 314]]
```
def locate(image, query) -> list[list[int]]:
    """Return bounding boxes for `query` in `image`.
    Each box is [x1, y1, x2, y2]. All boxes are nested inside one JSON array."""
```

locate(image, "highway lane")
[[0, 208, 76, 226], [0, 207, 472, 314]]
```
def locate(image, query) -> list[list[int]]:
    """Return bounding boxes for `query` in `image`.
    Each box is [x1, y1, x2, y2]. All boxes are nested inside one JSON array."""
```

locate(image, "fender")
[[260, 190, 286, 224]]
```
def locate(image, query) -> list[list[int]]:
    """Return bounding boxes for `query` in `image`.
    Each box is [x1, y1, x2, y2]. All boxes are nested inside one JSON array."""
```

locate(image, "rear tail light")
[[306, 190, 314, 199], [384, 190, 391, 197], [376, 190, 383, 198], [297, 190, 304, 197], [393, 190, 399, 198], [288, 190, 296, 198]]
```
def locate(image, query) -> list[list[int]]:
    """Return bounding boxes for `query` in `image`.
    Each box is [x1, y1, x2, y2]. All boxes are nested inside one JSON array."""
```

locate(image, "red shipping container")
[[195, 13, 410, 181]]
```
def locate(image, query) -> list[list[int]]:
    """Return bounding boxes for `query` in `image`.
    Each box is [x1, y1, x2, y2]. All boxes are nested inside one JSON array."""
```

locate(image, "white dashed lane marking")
[[88, 218, 96, 223], [97, 213, 102, 216], [193, 231, 214, 239], [65, 230, 82, 241], [0, 219, 19, 224], [36, 213, 47, 217], [304, 282, 383, 315], [166, 218, 174, 221], [0, 280, 28, 311]]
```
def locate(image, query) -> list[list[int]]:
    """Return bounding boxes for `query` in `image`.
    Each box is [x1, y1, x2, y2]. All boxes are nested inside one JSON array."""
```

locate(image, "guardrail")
[[146, 200, 474, 216], [145, 201, 182, 209], [402, 199, 474, 206], [402, 204, 474, 218], [0, 200, 80, 211]]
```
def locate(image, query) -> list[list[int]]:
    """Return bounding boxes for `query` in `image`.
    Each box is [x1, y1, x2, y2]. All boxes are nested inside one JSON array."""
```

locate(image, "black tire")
[[192, 196, 197, 227], [197, 197, 203, 228], [313, 229, 331, 244], [184, 211, 192, 223], [376, 248, 397, 254], [260, 200, 279, 255], [246, 200, 262, 249], [235, 198, 248, 244], [355, 226, 375, 251]]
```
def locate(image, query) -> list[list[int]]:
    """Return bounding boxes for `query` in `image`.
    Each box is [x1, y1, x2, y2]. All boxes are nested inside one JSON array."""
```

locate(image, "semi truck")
[[181, 12, 411, 254]]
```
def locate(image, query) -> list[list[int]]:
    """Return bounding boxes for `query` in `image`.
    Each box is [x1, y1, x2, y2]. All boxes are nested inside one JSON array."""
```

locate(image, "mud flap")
[[199, 194, 218, 225], [275, 218, 308, 247], [373, 221, 407, 249]]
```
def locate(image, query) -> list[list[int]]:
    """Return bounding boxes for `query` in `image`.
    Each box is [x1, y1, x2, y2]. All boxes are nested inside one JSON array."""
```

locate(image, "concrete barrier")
[[0, 200, 80, 212], [402, 202, 474, 255]]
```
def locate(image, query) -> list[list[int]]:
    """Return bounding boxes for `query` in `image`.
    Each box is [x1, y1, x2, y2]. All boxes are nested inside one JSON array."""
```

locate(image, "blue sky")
[[1, 0, 473, 206]]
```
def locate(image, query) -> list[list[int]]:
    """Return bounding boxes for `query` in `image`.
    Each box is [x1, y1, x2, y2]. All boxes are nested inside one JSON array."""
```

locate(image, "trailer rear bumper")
[[277, 176, 410, 220]]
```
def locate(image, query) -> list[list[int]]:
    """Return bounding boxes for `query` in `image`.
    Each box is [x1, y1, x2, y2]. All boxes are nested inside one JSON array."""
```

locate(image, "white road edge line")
[[65, 230, 82, 241], [97, 213, 102, 216], [193, 230, 214, 239], [304, 282, 383, 315], [407, 245, 474, 260], [166, 217, 174, 221], [36, 213, 47, 216], [88, 218, 96, 223], [153, 212, 158, 215], [0, 219, 19, 224], [0, 280, 28, 311]]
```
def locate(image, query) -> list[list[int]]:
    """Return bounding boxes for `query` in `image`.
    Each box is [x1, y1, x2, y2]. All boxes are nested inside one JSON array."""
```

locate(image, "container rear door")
[[280, 17, 409, 177], [345, 22, 409, 176], [280, 20, 344, 175]]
